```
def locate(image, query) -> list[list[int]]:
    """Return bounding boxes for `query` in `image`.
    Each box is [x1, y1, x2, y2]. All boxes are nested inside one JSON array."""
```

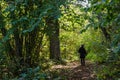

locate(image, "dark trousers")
[[80, 58, 85, 66]]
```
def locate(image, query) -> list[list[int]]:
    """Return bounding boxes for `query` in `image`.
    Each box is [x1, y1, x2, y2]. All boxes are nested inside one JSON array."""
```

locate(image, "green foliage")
[[18, 67, 47, 80], [60, 30, 79, 61], [0, 0, 120, 79], [59, 2, 87, 61], [0, 0, 67, 79], [84, 0, 120, 79]]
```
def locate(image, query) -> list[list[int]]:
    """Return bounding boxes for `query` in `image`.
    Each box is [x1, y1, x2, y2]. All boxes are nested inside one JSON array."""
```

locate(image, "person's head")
[[81, 44, 84, 47]]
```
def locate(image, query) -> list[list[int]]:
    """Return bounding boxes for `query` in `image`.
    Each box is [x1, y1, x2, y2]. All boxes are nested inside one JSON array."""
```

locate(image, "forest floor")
[[50, 60, 97, 80]]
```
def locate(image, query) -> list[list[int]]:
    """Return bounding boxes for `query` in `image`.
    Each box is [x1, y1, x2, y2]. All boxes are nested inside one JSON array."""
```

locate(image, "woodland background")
[[0, 0, 120, 79]]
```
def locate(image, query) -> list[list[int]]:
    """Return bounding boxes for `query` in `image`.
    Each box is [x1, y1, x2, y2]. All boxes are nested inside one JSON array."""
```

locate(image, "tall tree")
[[46, 18, 60, 60], [45, 0, 66, 60]]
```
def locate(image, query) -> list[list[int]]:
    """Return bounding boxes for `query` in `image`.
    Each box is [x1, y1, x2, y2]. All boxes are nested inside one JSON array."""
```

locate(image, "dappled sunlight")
[[51, 61, 80, 69]]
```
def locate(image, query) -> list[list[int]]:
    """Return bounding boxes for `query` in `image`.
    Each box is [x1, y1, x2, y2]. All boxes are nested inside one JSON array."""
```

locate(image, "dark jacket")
[[78, 46, 87, 58]]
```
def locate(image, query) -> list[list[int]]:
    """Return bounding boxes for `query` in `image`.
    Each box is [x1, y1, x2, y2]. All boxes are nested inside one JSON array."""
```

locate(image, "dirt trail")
[[51, 60, 97, 80]]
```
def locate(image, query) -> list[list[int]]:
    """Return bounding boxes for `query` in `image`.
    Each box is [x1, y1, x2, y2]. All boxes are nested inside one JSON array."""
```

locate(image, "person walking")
[[78, 45, 87, 66]]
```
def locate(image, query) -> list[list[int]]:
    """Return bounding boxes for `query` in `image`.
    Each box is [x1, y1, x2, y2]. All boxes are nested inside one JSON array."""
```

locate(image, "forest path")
[[50, 60, 97, 80]]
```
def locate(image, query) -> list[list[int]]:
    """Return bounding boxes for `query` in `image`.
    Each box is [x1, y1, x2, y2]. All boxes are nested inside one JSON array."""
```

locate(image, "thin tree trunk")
[[14, 29, 23, 57], [100, 27, 111, 41]]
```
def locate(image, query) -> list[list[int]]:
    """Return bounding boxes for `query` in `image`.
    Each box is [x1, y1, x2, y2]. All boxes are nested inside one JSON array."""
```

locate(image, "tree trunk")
[[100, 27, 111, 41], [46, 18, 61, 60], [14, 29, 23, 57]]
